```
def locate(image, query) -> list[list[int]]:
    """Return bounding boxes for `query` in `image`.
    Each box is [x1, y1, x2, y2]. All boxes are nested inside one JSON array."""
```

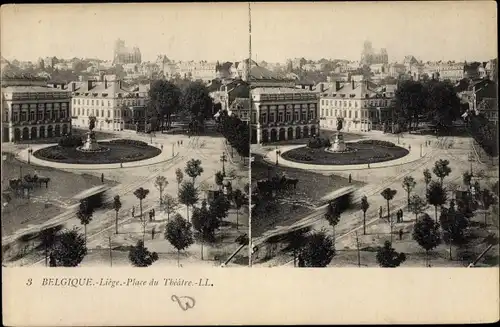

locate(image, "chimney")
[[336, 81, 341, 91], [71, 82, 76, 92], [118, 80, 122, 89], [87, 80, 94, 90], [309, 85, 313, 91], [351, 80, 355, 89], [105, 79, 108, 89], [319, 83, 325, 93]]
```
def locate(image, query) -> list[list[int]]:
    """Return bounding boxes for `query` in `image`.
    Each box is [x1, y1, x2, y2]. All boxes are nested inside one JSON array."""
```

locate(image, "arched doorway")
[[270, 129, 277, 142], [303, 126, 309, 138], [310, 125, 317, 137], [22, 127, 29, 140], [55, 125, 61, 137], [261, 129, 269, 143], [251, 128, 257, 144], [295, 126, 301, 139], [278, 128, 286, 141], [62, 124, 68, 136], [39, 126, 45, 139], [14, 128, 21, 142], [47, 125, 53, 138], [31, 127, 38, 139], [287, 127, 293, 140]]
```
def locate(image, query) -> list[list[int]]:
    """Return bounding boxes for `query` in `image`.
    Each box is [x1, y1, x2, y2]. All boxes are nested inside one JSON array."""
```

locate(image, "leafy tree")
[[424, 80, 461, 133], [51, 229, 87, 267], [480, 189, 496, 226], [299, 229, 335, 267], [462, 171, 473, 189], [198, 181, 210, 200], [154, 176, 168, 205], [376, 241, 407, 267], [412, 213, 441, 266], [191, 200, 219, 260], [394, 80, 426, 131], [39, 225, 63, 267], [175, 168, 184, 192], [233, 189, 246, 230], [402, 176, 417, 209], [133, 187, 150, 221], [324, 201, 341, 244], [380, 188, 397, 220], [426, 181, 448, 221], [113, 195, 122, 234], [76, 199, 94, 245], [147, 79, 181, 129], [185, 159, 204, 183], [128, 240, 159, 267], [165, 214, 194, 266], [423, 168, 432, 191], [178, 181, 199, 221], [410, 194, 427, 222], [360, 195, 370, 235], [439, 201, 469, 260], [209, 194, 231, 224], [180, 81, 213, 130], [433, 159, 452, 186], [163, 194, 180, 222], [215, 171, 224, 190], [285, 228, 310, 267]]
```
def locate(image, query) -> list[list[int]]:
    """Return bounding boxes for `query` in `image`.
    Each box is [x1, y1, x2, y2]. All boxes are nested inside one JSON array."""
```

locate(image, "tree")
[[165, 214, 194, 266], [163, 194, 180, 222], [191, 200, 219, 260], [426, 181, 448, 221], [128, 240, 159, 267], [376, 241, 407, 267], [402, 176, 417, 210], [285, 228, 310, 267], [423, 168, 432, 191], [175, 168, 184, 192], [360, 196, 370, 235], [233, 189, 246, 230], [50, 229, 87, 267], [409, 194, 427, 222], [147, 79, 181, 129], [180, 81, 213, 130], [209, 194, 231, 225], [433, 159, 452, 186], [380, 188, 397, 220], [462, 171, 473, 189], [76, 199, 94, 245], [324, 201, 341, 245], [38, 225, 63, 267], [412, 213, 441, 267], [299, 229, 335, 267], [178, 181, 199, 221], [214, 171, 224, 190], [424, 80, 461, 133], [113, 195, 122, 234], [133, 187, 150, 221], [480, 189, 496, 226], [439, 201, 469, 260], [154, 176, 168, 205], [394, 80, 426, 131], [185, 159, 204, 183]]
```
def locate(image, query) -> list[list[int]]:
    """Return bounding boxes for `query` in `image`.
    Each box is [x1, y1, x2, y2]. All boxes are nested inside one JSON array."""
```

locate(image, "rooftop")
[[1, 85, 70, 93], [252, 87, 317, 95]]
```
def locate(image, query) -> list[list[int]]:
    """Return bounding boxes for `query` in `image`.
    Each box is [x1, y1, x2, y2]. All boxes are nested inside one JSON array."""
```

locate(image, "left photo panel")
[[1, 3, 251, 268]]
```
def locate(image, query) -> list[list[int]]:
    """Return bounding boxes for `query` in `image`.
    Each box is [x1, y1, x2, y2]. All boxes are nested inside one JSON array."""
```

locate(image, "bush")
[[307, 137, 331, 149], [356, 139, 396, 147], [58, 135, 83, 147], [109, 139, 148, 147]]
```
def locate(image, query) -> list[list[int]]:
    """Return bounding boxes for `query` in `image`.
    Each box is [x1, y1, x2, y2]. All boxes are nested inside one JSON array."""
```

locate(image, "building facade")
[[113, 39, 142, 65], [361, 41, 389, 65], [319, 80, 396, 132], [1, 75, 72, 142], [69, 77, 149, 132], [250, 87, 320, 144]]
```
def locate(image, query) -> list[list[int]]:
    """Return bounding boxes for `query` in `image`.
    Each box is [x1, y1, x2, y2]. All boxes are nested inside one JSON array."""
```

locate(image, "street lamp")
[[220, 152, 227, 176], [172, 143, 175, 158], [27, 147, 33, 164], [275, 149, 282, 166], [420, 143, 423, 157]]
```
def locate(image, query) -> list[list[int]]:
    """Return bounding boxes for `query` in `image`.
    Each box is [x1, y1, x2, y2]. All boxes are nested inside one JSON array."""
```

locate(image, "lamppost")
[[275, 149, 281, 166], [27, 146, 33, 164], [420, 143, 423, 157], [468, 152, 475, 176], [220, 152, 227, 176], [172, 143, 175, 158]]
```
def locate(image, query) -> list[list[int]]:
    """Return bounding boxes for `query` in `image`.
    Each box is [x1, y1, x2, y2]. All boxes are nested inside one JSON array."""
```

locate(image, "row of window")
[[321, 99, 390, 108], [72, 108, 122, 118], [321, 111, 389, 120], [72, 98, 145, 107], [12, 103, 68, 110], [259, 103, 316, 110], [11, 109, 67, 122], [255, 110, 317, 124]]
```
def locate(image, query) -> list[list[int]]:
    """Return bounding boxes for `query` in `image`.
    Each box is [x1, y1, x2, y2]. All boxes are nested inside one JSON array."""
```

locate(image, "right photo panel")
[[250, 2, 499, 268]]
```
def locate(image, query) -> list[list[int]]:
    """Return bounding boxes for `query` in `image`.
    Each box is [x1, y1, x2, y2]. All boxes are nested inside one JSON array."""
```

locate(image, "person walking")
[[379, 206, 383, 219], [152, 208, 155, 221], [101, 173, 104, 183], [348, 173, 352, 184], [399, 209, 404, 222], [398, 229, 403, 240], [132, 206, 135, 218], [151, 227, 156, 240]]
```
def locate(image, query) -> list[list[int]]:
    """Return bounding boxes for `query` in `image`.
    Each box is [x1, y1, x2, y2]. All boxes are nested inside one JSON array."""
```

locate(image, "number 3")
[[26, 278, 32, 286]]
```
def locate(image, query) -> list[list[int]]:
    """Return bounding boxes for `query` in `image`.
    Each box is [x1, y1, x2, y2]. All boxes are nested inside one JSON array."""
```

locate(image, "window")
[[101, 101, 104, 106], [278, 112, 283, 122], [13, 112, 19, 121], [78, 99, 80, 105], [294, 111, 299, 121], [91, 100, 94, 105], [355, 101, 358, 108], [269, 112, 275, 122], [87, 100, 89, 105], [344, 101, 347, 107], [61, 110, 66, 118], [101, 110, 104, 117], [355, 111, 358, 119], [73, 99, 76, 104], [348, 110, 351, 118], [37, 111, 43, 121], [20, 112, 27, 121], [349, 101, 351, 107], [107, 110, 110, 118], [321, 100, 324, 105], [86, 109, 89, 116], [286, 112, 291, 121], [96, 110, 99, 117], [261, 112, 267, 124], [108, 101, 111, 107], [335, 109, 337, 116]]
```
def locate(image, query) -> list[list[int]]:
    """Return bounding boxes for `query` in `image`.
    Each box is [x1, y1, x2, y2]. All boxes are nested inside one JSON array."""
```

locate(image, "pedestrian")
[[399, 229, 403, 240], [120, 162, 123, 168], [161, 144, 163, 151], [149, 210, 153, 222], [396, 210, 401, 223], [132, 206, 135, 218], [151, 227, 156, 240], [367, 163, 370, 169], [399, 209, 404, 222], [348, 173, 352, 184], [379, 206, 383, 219], [152, 208, 155, 220], [101, 173, 104, 183], [408, 144, 411, 151]]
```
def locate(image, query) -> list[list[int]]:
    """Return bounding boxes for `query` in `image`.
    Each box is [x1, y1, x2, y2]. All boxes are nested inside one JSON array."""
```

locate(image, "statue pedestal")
[[81, 132, 101, 151], [329, 132, 347, 152]]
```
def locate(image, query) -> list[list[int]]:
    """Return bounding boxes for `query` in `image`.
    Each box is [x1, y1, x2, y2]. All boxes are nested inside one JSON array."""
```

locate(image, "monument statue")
[[77, 115, 105, 152], [327, 117, 347, 152], [336, 117, 343, 131], [88, 116, 96, 132]]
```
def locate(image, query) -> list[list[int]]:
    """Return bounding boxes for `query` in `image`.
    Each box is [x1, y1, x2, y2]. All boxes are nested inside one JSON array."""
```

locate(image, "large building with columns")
[[250, 87, 320, 144], [1, 74, 72, 142], [319, 80, 396, 132]]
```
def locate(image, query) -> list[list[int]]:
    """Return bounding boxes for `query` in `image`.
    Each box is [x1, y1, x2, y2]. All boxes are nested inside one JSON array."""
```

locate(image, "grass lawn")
[[251, 153, 365, 238], [264, 130, 365, 146], [15, 128, 116, 145], [1, 152, 116, 238]]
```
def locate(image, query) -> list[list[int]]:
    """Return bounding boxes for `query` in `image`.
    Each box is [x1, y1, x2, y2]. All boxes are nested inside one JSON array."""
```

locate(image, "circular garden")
[[33, 139, 162, 164], [281, 139, 410, 165]]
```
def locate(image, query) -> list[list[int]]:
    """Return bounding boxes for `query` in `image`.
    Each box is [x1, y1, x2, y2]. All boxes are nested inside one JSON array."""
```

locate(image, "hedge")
[[356, 139, 396, 148], [108, 139, 149, 147], [58, 135, 83, 147], [307, 137, 331, 149]]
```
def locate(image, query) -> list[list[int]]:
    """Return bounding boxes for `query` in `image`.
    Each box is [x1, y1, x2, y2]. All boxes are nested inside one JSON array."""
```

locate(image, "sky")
[[1, 2, 497, 64]]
